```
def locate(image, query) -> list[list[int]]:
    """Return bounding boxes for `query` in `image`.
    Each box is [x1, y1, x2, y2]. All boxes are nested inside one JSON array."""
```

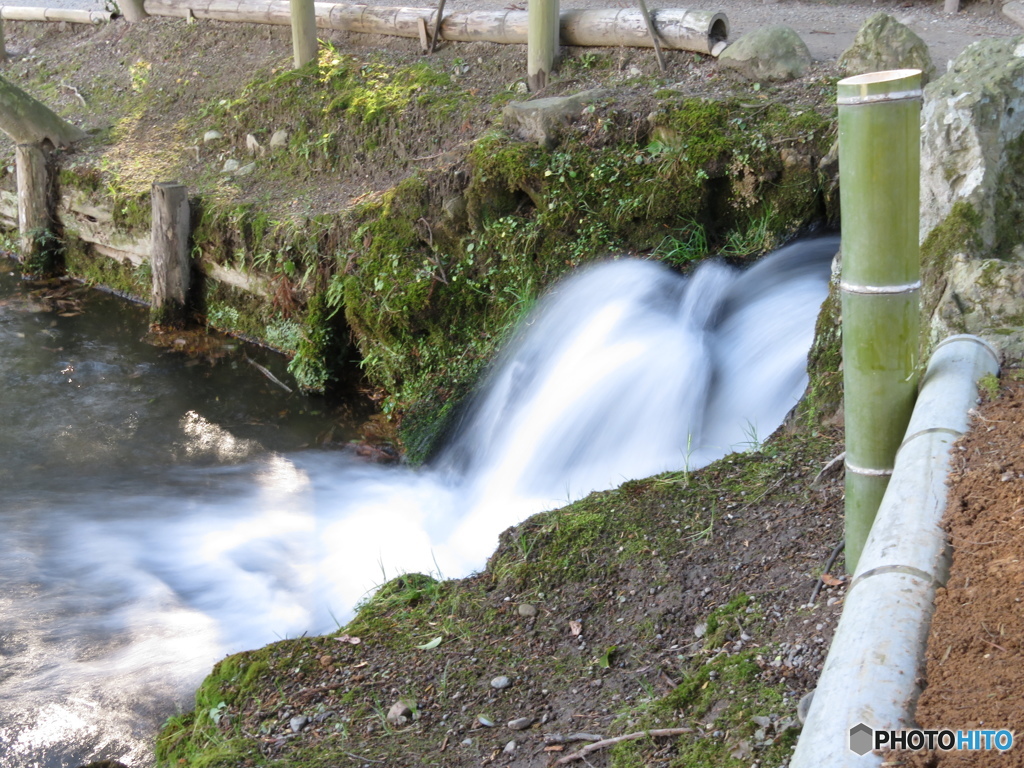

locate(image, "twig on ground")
[[555, 728, 694, 765], [808, 538, 845, 606]]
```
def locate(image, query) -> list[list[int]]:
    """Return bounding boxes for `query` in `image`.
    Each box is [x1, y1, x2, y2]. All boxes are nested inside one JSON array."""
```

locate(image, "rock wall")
[[920, 37, 1024, 361]]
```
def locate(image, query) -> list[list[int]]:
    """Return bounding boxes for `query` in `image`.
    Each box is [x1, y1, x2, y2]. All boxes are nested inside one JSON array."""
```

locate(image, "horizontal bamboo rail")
[[0, 6, 112, 23], [142, 0, 729, 54]]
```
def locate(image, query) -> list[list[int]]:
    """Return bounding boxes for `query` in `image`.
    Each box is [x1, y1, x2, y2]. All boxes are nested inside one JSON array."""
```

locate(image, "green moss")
[[63, 235, 152, 299], [920, 200, 983, 349], [799, 280, 843, 424]]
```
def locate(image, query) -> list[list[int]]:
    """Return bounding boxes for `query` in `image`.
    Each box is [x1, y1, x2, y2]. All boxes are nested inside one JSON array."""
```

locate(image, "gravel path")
[[6, 0, 1020, 68]]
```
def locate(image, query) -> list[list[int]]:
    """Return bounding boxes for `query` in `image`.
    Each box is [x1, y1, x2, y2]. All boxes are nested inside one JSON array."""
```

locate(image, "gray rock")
[[203, 129, 223, 143], [502, 88, 609, 148], [508, 716, 534, 730], [221, 159, 240, 173], [920, 38, 1024, 361], [838, 13, 936, 84], [236, 162, 256, 176], [517, 603, 538, 618], [490, 675, 512, 690], [246, 133, 263, 155], [386, 699, 416, 726], [289, 715, 309, 732], [478, 715, 495, 727], [503, 740, 517, 754], [270, 129, 289, 149], [717, 26, 812, 82]]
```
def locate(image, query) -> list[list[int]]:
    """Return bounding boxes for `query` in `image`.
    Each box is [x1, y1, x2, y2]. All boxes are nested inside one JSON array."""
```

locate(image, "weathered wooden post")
[[16, 143, 52, 268], [527, 0, 559, 90], [150, 182, 192, 328], [838, 69, 923, 572], [290, 0, 318, 68], [119, 0, 149, 22]]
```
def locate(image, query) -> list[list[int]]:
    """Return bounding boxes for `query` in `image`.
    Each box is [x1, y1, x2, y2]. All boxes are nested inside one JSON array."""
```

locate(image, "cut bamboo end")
[[837, 68, 923, 105]]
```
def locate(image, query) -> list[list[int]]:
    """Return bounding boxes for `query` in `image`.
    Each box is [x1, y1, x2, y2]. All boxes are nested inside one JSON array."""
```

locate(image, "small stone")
[[386, 699, 416, 726], [518, 603, 538, 618], [290, 715, 309, 733], [490, 676, 512, 690], [628, 66, 642, 76], [694, 621, 707, 638], [246, 133, 263, 155], [319, 654, 334, 667], [503, 740, 517, 754], [508, 716, 534, 731], [270, 129, 289, 149], [589, 679, 603, 689], [478, 715, 495, 727], [221, 159, 240, 173], [236, 162, 256, 176], [461, 737, 473, 746], [203, 130, 223, 143]]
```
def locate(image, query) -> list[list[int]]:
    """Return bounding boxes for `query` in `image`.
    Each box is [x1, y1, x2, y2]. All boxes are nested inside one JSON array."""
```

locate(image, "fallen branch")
[[245, 355, 293, 393], [555, 727, 693, 764], [807, 538, 845, 606]]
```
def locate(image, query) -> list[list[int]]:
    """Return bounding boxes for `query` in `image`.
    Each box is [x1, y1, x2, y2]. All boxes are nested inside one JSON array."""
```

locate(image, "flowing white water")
[[0, 237, 836, 767]]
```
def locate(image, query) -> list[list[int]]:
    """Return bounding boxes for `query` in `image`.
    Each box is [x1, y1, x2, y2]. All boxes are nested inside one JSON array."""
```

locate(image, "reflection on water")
[[0, 239, 836, 766]]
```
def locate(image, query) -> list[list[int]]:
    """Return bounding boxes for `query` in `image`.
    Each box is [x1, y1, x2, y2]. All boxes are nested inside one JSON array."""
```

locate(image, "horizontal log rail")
[[142, 0, 729, 54], [0, 6, 112, 24]]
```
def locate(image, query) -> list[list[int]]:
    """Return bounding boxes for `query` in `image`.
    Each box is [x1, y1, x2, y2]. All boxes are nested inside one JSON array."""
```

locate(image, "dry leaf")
[[335, 634, 361, 644], [821, 573, 844, 587]]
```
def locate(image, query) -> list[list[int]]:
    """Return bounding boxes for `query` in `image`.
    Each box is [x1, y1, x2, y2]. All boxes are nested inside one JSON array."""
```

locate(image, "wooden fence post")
[[119, 0, 149, 22], [150, 181, 191, 328], [290, 0, 318, 67], [16, 142, 53, 269], [527, 0, 559, 91]]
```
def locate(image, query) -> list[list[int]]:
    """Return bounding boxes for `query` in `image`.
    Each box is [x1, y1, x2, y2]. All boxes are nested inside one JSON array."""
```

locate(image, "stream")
[[0, 236, 836, 767]]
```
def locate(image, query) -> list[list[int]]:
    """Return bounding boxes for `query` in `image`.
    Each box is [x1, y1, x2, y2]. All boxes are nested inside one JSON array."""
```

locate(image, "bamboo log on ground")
[[142, 0, 728, 54], [0, 6, 112, 23]]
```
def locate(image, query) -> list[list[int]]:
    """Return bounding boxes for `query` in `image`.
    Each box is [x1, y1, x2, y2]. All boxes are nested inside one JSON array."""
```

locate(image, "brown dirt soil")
[[894, 376, 1024, 768]]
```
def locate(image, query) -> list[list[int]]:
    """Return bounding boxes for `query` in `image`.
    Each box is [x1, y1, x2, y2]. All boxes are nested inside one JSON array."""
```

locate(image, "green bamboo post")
[[838, 69, 923, 573], [527, 0, 559, 91], [290, 0, 318, 69]]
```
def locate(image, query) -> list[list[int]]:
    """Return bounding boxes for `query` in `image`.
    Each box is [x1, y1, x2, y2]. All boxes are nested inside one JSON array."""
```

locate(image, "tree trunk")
[[527, 0, 559, 91], [290, 0, 318, 67], [150, 182, 192, 328], [119, 0, 149, 23], [0, 76, 86, 147], [142, 1, 729, 55]]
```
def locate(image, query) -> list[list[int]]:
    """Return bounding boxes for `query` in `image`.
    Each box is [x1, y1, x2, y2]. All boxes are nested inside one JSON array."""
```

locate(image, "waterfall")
[[0, 236, 837, 766]]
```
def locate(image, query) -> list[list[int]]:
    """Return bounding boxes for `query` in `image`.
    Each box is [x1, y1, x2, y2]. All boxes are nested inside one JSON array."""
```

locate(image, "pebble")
[[270, 129, 289, 148], [491, 675, 512, 690], [478, 715, 495, 727], [504, 740, 517, 754], [289, 715, 309, 733], [203, 129, 223, 143], [386, 699, 416, 726], [508, 716, 534, 731], [221, 159, 240, 173], [518, 603, 538, 618]]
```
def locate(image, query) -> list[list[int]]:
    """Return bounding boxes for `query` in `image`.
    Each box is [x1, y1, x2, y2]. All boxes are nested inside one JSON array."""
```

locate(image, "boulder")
[[502, 89, 608, 148], [838, 13, 936, 84], [920, 37, 1024, 360], [717, 26, 812, 82]]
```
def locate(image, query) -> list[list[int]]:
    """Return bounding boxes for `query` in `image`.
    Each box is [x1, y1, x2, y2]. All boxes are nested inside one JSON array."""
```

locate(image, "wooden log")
[[150, 181, 191, 328], [16, 142, 51, 267], [528, 0, 559, 91], [142, 1, 729, 54], [290, 0, 317, 67], [119, 0, 149, 22], [0, 7, 112, 23]]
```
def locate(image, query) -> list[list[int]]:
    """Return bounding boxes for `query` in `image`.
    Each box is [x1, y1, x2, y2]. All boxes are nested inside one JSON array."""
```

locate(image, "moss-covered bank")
[[156, 425, 845, 768]]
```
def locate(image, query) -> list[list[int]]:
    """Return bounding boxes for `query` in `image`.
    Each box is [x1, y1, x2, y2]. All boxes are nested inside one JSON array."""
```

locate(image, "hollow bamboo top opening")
[[837, 69, 922, 106]]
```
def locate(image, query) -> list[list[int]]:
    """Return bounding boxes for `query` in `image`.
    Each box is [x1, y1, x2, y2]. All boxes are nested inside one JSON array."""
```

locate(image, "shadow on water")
[[0, 238, 837, 767]]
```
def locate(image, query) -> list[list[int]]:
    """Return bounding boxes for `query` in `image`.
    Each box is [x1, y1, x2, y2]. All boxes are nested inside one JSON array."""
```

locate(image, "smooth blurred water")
[[0, 237, 836, 767]]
